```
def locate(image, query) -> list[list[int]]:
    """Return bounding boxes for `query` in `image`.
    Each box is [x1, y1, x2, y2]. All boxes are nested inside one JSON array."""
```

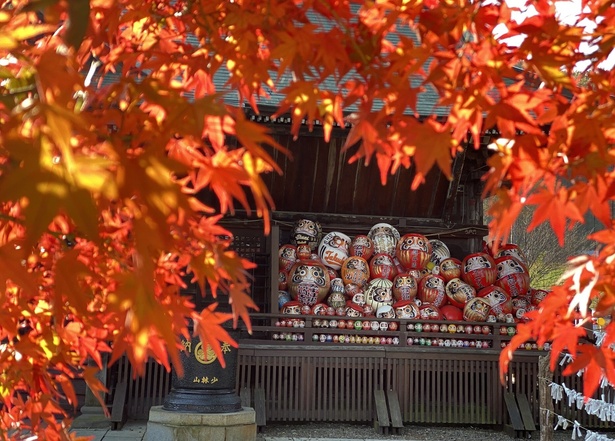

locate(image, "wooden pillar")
[[539, 355, 554, 441], [269, 224, 280, 312]]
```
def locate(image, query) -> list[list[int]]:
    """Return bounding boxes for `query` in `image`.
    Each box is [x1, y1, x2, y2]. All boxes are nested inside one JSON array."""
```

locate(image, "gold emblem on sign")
[[194, 341, 217, 365]]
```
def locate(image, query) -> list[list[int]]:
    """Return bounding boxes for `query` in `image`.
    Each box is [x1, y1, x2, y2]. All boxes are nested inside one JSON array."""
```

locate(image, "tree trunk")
[[539, 355, 554, 441]]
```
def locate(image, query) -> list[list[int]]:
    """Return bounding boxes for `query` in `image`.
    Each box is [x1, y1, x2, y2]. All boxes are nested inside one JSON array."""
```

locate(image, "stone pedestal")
[[145, 406, 256, 441]]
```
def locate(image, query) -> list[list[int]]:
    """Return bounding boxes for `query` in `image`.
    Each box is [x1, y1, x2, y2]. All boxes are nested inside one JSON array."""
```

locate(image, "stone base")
[[145, 406, 256, 441]]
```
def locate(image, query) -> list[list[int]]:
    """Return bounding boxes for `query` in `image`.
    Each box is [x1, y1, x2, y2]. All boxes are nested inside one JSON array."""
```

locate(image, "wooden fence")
[[107, 313, 608, 429]]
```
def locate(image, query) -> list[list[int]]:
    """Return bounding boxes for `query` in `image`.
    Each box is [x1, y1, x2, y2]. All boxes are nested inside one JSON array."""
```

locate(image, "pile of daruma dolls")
[[277, 219, 548, 329]]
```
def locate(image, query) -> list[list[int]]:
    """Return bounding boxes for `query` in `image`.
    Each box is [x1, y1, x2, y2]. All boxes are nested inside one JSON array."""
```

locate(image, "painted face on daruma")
[[439, 257, 462, 281], [463, 297, 491, 322], [369, 253, 397, 280], [461, 252, 497, 290], [418, 274, 447, 308], [340, 256, 370, 287], [495, 255, 530, 297], [392, 273, 418, 301], [445, 277, 476, 309], [394, 300, 420, 319], [282, 301, 302, 315], [291, 219, 322, 251], [396, 233, 432, 270], [494, 244, 528, 268], [288, 260, 330, 306], [279, 244, 297, 272]]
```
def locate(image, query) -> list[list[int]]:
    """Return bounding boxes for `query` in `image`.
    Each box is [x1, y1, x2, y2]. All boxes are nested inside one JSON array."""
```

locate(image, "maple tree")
[[0, 0, 614, 438]]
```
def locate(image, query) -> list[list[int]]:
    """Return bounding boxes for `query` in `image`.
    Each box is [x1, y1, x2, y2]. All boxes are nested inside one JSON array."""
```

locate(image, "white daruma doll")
[[318, 231, 351, 271], [396, 233, 432, 270], [290, 218, 322, 252], [368, 223, 400, 257], [364, 277, 394, 311], [461, 252, 497, 290], [288, 259, 331, 306], [429, 239, 451, 266]]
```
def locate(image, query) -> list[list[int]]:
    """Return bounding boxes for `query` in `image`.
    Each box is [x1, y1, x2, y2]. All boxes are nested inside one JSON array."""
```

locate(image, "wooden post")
[[539, 355, 554, 441]]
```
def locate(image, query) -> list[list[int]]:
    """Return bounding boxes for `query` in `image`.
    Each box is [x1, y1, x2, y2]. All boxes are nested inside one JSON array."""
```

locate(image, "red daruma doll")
[[461, 252, 497, 291], [418, 274, 447, 308], [350, 235, 375, 260], [396, 233, 432, 270], [494, 255, 530, 298], [370, 253, 397, 281], [392, 273, 418, 301], [287, 260, 331, 306]]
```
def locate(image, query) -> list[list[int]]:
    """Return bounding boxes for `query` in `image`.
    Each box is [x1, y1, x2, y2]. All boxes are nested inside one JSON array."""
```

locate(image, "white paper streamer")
[[572, 420, 582, 440], [551, 382, 564, 402], [560, 353, 574, 366], [593, 330, 606, 347], [585, 429, 598, 441], [554, 414, 569, 430]]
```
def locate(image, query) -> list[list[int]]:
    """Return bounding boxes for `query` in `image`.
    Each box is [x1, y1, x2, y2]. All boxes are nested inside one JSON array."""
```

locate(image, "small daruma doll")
[[368, 223, 400, 257], [279, 244, 297, 272], [364, 277, 394, 311], [494, 255, 530, 298], [419, 304, 442, 320], [479, 285, 512, 318], [290, 218, 322, 251], [463, 297, 491, 322], [439, 257, 462, 282], [530, 288, 549, 306], [429, 239, 451, 266], [350, 235, 375, 260], [394, 300, 420, 319], [288, 260, 331, 306], [396, 233, 432, 270], [392, 273, 418, 301], [341, 256, 370, 287], [461, 252, 497, 290], [282, 300, 303, 315], [445, 277, 476, 309]]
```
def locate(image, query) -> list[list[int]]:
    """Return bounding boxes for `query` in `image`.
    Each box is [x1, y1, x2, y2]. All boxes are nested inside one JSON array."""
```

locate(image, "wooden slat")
[[254, 387, 267, 428], [504, 391, 525, 431], [516, 393, 537, 431], [373, 389, 390, 434], [386, 389, 404, 432]]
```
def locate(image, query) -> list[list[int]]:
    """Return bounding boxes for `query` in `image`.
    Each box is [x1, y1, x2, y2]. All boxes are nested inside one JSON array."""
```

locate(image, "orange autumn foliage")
[[0, 0, 614, 438]]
